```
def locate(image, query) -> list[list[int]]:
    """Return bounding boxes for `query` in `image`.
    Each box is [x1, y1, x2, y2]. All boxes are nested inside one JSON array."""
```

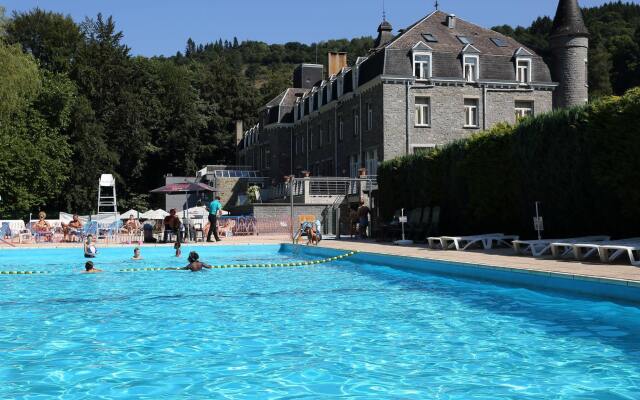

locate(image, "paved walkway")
[[3, 236, 639, 284], [319, 239, 640, 284]]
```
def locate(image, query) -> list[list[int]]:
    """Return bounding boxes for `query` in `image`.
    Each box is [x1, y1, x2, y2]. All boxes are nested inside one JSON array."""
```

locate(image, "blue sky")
[[1, 0, 636, 56]]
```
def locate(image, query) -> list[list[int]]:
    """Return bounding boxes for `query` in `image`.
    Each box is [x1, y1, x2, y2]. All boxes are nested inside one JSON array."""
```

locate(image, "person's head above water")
[[85, 261, 95, 271], [133, 247, 140, 256], [188, 251, 199, 263], [86, 234, 93, 242], [174, 242, 181, 249]]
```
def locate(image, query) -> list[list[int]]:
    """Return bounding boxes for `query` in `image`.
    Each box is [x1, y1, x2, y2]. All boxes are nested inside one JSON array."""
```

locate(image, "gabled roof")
[[461, 44, 481, 54], [514, 47, 534, 57], [387, 10, 538, 57], [412, 41, 434, 52]]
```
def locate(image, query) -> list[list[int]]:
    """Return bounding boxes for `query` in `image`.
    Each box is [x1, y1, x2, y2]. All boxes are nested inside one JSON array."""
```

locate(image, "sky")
[[1, 0, 637, 56]]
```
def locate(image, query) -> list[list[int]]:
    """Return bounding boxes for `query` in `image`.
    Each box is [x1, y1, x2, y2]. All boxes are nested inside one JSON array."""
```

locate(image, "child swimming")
[[132, 247, 143, 260], [82, 261, 102, 274]]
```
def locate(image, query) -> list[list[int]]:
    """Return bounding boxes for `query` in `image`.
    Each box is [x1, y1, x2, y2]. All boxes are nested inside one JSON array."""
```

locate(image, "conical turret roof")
[[551, 0, 589, 37]]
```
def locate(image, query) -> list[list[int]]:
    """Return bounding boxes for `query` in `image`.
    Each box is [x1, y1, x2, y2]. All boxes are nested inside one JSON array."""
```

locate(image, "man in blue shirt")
[[207, 196, 222, 242]]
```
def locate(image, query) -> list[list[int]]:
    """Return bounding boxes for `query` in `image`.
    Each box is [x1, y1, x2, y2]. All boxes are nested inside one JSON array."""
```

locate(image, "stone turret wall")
[[551, 35, 589, 109]]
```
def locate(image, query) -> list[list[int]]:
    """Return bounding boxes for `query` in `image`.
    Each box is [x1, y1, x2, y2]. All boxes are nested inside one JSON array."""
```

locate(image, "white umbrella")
[[119, 209, 140, 219], [140, 209, 169, 220]]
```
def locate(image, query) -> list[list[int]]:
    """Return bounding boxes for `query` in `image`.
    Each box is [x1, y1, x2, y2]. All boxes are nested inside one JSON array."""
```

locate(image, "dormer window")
[[463, 55, 479, 82], [516, 59, 532, 83], [413, 52, 432, 80]]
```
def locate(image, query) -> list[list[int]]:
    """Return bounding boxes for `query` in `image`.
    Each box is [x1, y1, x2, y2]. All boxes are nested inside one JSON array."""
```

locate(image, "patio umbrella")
[[150, 182, 220, 220], [119, 209, 140, 220], [139, 209, 170, 220]]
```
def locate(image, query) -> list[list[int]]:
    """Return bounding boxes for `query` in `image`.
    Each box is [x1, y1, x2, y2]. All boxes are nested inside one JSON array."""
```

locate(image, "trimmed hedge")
[[378, 88, 640, 239]]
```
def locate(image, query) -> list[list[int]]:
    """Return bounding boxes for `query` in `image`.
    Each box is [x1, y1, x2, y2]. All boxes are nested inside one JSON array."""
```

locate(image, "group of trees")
[[494, 1, 640, 98], [0, 7, 372, 217], [1, 2, 640, 217]]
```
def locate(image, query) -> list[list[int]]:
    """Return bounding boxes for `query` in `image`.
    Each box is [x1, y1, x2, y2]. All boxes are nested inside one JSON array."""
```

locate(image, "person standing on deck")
[[207, 196, 222, 242], [357, 200, 371, 239]]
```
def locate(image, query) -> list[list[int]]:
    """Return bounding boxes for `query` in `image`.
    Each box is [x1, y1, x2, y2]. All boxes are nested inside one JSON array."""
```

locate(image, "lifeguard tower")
[[97, 174, 118, 219]]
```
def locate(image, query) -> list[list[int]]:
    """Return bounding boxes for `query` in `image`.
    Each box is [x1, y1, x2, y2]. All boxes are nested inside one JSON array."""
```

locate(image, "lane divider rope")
[[0, 251, 358, 275], [118, 251, 358, 273]]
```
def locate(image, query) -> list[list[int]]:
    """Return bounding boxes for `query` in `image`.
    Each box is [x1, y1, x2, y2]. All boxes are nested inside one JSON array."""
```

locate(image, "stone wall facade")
[[551, 35, 589, 109]]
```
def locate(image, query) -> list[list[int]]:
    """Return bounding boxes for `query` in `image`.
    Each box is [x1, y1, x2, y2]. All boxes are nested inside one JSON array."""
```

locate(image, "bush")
[[378, 88, 640, 239]]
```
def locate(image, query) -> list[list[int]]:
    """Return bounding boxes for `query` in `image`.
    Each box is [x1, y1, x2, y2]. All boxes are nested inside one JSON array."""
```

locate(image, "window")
[[365, 149, 378, 175], [457, 36, 471, 45], [319, 128, 323, 147], [491, 38, 508, 47], [422, 33, 438, 42], [349, 154, 360, 178], [413, 145, 436, 155], [464, 98, 479, 128], [515, 101, 534, 120], [367, 103, 373, 131], [464, 56, 479, 82], [585, 58, 589, 87], [339, 117, 344, 141], [413, 52, 432, 80], [516, 59, 531, 83], [265, 148, 271, 169], [415, 97, 431, 127], [353, 111, 360, 137]]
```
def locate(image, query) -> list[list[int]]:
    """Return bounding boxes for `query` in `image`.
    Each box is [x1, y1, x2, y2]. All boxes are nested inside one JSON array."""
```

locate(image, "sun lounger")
[[513, 236, 610, 257], [551, 238, 640, 261], [596, 240, 640, 265], [437, 233, 518, 251]]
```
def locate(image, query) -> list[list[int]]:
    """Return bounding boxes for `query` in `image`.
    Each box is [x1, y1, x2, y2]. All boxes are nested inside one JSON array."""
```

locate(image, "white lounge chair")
[[438, 233, 518, 251], [513, 236, 610, 257], [551, 238, 640, 261], [597, 240, 640, 265]]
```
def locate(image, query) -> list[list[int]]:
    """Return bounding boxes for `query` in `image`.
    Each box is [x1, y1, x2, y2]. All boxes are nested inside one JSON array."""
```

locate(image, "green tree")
[[6, 8, 82, 73], [0, 42, 73, 215]]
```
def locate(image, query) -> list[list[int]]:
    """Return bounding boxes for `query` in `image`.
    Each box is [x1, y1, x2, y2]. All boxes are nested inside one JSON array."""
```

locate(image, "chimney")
[[447, 14, 457, 29], [235, 120, 244, 146], [328, 51, 348, 77]]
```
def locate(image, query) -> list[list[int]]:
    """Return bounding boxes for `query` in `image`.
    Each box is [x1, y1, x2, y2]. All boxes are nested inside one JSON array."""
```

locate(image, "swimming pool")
[[1, 244, 639, 399]]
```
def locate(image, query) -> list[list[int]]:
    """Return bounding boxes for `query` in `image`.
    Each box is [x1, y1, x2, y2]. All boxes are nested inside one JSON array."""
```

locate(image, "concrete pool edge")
[[281, 244, 640, 304]]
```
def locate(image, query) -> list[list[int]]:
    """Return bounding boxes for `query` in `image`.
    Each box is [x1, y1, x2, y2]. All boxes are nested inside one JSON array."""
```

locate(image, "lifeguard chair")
[[97, 174, 118, 218]]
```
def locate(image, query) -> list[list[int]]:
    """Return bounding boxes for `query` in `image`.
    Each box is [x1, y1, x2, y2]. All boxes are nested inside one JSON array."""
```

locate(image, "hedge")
[[377, 88, 640, 239]]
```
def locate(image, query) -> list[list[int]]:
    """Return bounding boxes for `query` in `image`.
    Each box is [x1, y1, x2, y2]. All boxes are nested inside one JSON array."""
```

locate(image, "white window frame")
[[463, 55, 479, 82], [413, 51, 432, 80], [365, 148, 378, 175], [516, 58, 532, 84], [464, 98, 479, 128], [367, 103, 373, 131], [515, 101, 534, 120], [415, 97, 431, 127]]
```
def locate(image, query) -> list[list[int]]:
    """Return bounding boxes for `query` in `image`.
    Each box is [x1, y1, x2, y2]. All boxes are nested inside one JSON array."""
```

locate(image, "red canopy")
[[150, 182, 220, 193]]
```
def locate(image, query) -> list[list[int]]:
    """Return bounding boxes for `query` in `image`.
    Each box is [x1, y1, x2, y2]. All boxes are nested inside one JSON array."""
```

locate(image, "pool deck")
[[3, 236, 640, 285], [319, 239, 640, 286]]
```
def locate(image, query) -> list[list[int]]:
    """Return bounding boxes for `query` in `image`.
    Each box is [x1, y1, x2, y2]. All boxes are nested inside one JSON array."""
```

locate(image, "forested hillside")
[[493, 1, 640, 98], [0, 7, 373, 216], [1, 2, 640, 216]]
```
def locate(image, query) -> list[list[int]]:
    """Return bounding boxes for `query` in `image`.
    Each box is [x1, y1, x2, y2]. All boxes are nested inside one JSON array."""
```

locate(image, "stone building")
[[238, 0, 588, 181]]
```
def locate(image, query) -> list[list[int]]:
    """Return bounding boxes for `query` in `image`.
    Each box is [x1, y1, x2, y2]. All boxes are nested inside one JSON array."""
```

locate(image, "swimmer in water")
[[174, 242, 182, 257], [132, 247, 143, 260], [181, 251, 211, 272], [82, 261, 102, 273], [84, 235, 97, 258]]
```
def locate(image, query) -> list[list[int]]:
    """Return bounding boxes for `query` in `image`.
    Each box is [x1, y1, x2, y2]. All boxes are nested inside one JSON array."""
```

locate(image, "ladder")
[[97, 174, 118, 219]]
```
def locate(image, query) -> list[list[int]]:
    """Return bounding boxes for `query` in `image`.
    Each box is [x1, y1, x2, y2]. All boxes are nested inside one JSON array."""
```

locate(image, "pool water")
[[1, 245, 639, 399]]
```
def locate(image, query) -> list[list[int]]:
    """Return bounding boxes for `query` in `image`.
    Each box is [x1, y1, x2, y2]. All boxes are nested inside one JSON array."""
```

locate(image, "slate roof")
[[551, 0, 589, 37]]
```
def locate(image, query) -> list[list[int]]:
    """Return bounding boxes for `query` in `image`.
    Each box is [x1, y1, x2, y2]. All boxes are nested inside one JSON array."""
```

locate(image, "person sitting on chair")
[[34, 211, 53, 242], [125, 215, 140, 234], [62, 214, 83, 242], [163, 209, 181, 243]]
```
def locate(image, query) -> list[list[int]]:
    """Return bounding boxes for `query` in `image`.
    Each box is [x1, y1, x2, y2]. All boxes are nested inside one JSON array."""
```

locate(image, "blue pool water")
[[1, 245, 639, 399]]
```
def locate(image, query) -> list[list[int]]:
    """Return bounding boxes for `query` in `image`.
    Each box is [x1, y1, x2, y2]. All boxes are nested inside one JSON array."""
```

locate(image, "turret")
[[374, 19, 394, 49], [550, 0, 589, 109]]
